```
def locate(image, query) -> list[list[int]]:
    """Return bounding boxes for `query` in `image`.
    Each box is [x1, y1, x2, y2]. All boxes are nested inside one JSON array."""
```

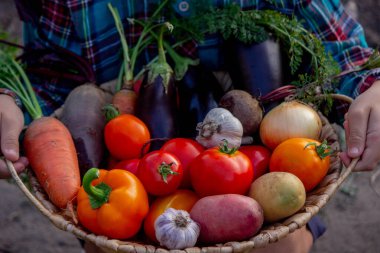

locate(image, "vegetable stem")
[[130, 22, 163, 73], [12, 58, 43, 117], [157, 24, 168, 64], [102, 104, 120, 122], [139, 23, 199, 80], [133, 39, 191, 82], [108, 3, 133, 90], [158, 162, 178, 183], [0, 50, 43, 119], [129, 0, 170, 79], [304, 140, 335, 160], [218, 139, 238, 154], [82, 168, 112, 209]]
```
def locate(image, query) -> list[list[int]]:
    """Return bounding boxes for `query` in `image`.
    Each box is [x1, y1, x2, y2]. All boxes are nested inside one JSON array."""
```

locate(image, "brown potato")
[[248, 172, 306, 222]]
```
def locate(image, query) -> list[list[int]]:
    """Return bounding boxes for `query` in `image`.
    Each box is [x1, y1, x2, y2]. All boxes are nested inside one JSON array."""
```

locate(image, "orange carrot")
[[108, 3, 163, 114], [112, 87, 137, 114], [0, 50, 80, 210], [23, 117, 80, 208], [108, 4, 138, 114]]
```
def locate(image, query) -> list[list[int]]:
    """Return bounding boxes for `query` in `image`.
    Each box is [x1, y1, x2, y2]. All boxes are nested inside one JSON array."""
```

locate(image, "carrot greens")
[[0, 50, 42, 119]]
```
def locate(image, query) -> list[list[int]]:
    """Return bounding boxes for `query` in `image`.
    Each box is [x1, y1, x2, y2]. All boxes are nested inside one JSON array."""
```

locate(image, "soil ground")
[[1, 1, 380, 253]]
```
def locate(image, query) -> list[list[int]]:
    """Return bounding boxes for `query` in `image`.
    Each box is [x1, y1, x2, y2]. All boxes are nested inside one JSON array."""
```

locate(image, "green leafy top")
[[171, 4, 339, 78], [0, 50, 43, 120], [168, 3, 345, 110]]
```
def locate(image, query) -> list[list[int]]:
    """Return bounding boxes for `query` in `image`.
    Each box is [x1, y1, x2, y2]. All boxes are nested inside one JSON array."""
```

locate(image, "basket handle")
[[4, 158, 75, 231], [327, 93, 358, 186]]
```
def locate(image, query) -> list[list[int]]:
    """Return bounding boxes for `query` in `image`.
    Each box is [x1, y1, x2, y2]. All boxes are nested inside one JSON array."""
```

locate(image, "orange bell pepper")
[[143, 189, 199, 242], [77, 168, 149, 239]]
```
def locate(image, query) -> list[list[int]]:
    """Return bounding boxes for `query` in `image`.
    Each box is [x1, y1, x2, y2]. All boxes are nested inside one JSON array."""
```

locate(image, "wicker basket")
[[5, 94, 358, 253]]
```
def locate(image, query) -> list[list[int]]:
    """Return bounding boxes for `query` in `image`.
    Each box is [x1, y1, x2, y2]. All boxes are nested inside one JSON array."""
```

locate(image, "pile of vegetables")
[[3, 0, 380, 251], [0, 45, 334, 246]]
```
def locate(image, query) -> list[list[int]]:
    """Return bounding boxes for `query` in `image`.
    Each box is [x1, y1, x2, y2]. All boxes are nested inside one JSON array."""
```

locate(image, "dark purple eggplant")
[[176, 64, 224, 138], [135, 24, 178, 151], [60, 83, 110, 177], [224, 38, 284, 98], [136, 72, 178, 151]]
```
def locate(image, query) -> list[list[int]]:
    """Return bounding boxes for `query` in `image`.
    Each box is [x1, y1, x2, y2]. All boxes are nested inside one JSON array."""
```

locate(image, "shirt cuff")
[[358, 69, 380, 94], [0, 88, 22, 107], [306, 215, 327, 242]]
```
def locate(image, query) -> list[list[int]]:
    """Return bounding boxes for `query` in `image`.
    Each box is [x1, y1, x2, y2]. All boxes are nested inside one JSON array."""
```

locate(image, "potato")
[[248, 172, 306, 222], [190, 194, 264, 244]]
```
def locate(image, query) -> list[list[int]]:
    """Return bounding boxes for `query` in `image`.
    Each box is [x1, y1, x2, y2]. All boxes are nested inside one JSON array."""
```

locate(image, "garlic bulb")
[[155, 208, 200, 250], [196, 108, 243, 148]]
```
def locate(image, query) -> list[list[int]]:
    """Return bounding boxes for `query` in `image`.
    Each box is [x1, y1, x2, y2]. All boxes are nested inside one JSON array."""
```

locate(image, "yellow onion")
[[259, 100, 322, 150]]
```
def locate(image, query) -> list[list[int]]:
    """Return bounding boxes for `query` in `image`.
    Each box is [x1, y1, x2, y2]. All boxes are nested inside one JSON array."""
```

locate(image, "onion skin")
[[259, 101, 322, 150]]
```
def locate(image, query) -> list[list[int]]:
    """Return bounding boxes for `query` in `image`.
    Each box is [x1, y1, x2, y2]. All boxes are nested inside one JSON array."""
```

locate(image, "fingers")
[[0, 101, 24, 162], [345, 103, 369, 159], [1, 114, 22, 162], [339, 151, 351, 168], [352, 106, 380, 171], [0, 156, 29, 179]]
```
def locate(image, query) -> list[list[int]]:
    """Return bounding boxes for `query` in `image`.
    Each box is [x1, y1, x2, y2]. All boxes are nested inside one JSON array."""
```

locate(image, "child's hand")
[[340, 80, 380, 171], [0, 95, 28, 179]]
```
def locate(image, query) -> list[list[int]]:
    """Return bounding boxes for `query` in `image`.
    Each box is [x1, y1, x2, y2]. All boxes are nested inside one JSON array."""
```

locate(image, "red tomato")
[[104, 114, 150, 160], [189, 145, 253, 197], [112, 159, 140, 175], [269, 138, 331, 192], [143, 189, 199, 242], [239, 145, 271, 181], [161, 138, 204, 188], [137, 150, 183, 196]]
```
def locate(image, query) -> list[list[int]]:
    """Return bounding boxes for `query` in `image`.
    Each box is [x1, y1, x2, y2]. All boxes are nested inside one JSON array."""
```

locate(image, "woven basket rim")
[[5, 94, 357, 253]]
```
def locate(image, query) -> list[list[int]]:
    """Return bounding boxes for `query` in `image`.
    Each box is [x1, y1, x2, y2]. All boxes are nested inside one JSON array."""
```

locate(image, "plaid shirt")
[[16, 0, 380, 118]]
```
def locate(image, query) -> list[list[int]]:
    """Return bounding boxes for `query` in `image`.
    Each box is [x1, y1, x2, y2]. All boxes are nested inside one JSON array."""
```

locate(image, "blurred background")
[[0, 1, 379, 253]]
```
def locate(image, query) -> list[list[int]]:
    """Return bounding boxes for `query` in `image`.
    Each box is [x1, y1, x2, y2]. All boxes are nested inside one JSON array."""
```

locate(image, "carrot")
[[108, 4, 138, 114], [111, 87, 137, 115], [0, 50, 80, 210], [23, 117, 80, 208], [108, 2, 168, 114]]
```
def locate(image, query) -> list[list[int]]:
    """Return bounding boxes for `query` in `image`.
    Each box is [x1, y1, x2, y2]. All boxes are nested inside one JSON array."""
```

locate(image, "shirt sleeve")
[[294, 0, 380, 98]]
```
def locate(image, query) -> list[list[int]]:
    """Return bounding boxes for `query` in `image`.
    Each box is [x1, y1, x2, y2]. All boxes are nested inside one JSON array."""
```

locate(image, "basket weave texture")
[[6, 101, 357, 253]]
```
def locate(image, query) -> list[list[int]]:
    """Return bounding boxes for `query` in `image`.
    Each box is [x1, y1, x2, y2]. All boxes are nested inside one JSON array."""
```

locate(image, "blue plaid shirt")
[[16, 0, 380, 116]]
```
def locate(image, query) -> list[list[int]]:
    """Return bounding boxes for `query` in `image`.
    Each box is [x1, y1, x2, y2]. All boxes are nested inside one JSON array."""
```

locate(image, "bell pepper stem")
[[83, 168, 112, 209]]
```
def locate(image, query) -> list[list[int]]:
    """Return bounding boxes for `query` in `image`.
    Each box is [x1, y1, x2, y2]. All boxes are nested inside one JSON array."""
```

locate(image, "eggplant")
[[136, 70, 178, 151], [135, 24, 178, 151], [176, 64, 224, 138], [224, 38, 284, 98]]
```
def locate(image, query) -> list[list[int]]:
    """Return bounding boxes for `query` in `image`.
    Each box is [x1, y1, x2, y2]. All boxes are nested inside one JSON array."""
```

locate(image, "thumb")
[[345, 114, 367, 159], [1, 132, 21, 162], [1, 118, 23, 162]]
